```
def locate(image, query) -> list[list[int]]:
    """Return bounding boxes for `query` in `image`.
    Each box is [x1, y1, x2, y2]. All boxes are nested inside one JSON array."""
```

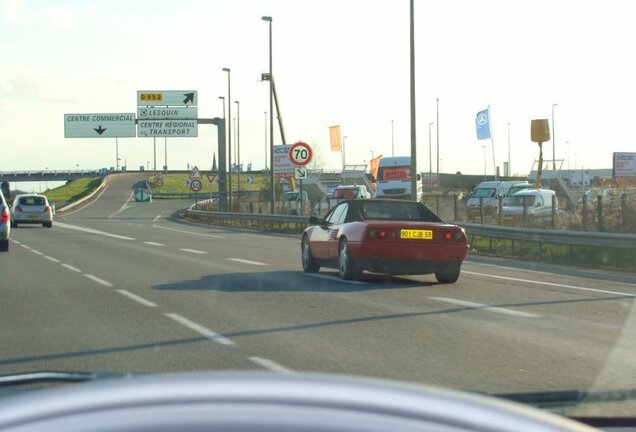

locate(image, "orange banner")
[[329, 125, 341, 151], [369, 154, 382, 187]]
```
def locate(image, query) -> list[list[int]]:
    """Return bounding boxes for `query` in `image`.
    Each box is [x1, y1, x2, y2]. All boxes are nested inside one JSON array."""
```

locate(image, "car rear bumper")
[[13, 215, 52, 223], [348, 241, 467, 274]]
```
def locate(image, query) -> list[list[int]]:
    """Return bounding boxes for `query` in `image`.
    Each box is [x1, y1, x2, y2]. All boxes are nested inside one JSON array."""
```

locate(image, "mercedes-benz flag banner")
[[475, 108, 491, 140], [329, 125, 342, 151]]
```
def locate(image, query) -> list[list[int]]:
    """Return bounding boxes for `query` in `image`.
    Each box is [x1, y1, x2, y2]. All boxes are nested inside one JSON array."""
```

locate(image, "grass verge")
[[43, 177, 103, 204]]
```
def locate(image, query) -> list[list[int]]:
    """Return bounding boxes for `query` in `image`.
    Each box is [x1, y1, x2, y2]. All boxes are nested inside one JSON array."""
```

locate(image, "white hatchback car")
[[11, 194, 53, 228]]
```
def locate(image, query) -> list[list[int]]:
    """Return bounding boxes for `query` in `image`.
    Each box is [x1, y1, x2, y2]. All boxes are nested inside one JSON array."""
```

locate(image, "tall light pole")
[[222, 68, 232, 210], [262, 15, 274, 213], [428, 122, 434, 187], [219, 96, 226, 172], [115, 138, 119, 171], [264, 111, 268, 169], [342, 136, 348, 184], [391, 119, 395, 156], [164, 137, 167, 172], [409, 0, 417, 202], [436, 97, 440, 183], [507, 122, 511, 177], [552, 103, 557, 170], [235, 100, 240, 199]]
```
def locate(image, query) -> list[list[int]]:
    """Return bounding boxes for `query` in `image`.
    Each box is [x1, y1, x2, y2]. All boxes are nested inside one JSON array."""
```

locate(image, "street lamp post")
[[264, 111, 268, 170], [235, 100, 240, 199], [436, 98, 440, 183], [342, 136, 348, 184], [222, 68, 232, 210], [262, 15, 274, 213], [428, 122, 434, 187], [552, 103, 557, 170], [391, 119, 394, 156]]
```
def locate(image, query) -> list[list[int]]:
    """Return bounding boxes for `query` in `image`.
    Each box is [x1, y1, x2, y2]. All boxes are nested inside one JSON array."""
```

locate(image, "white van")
[[373, 156, 422, 201], [466, 181, 502, 217], [502, 189, 558, 223]]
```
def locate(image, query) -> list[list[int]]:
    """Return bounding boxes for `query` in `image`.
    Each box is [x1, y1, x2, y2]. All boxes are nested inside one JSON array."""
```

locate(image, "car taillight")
[[1, 206, 8, 222], [42, 206, 51, 213], [367, 228, 389, 239], [14, 206, 23, 212], [443, 229, 466, 242]]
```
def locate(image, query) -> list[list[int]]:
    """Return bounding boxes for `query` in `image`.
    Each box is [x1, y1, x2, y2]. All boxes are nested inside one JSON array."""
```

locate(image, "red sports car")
[[301, 199, 468, 282]]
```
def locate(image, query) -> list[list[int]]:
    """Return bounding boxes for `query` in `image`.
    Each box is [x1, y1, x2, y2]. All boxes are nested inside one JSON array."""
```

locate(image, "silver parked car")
[[10, 194, 53, 228], [0, 189, 10, 251]]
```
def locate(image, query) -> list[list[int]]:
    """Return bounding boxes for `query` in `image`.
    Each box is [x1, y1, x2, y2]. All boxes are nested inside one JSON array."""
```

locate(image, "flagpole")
[[488, 105, 497, 180]]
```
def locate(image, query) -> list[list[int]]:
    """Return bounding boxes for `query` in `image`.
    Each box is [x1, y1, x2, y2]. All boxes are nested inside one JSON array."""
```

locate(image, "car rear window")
[[19, 196, 46, 206], [361, 201, 442, 222]]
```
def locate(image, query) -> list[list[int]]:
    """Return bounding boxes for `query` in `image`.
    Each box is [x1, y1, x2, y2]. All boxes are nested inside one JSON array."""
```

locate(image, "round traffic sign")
[[190, 179, 203, 192], [288, 141, 313, 166]]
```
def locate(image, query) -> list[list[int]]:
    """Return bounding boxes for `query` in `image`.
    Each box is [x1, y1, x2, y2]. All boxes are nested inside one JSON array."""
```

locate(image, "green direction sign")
[[134, 189, 152, 202]]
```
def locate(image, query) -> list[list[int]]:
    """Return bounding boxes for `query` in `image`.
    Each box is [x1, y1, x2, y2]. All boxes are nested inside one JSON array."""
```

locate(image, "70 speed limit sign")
[[288, 141, 313, 166]]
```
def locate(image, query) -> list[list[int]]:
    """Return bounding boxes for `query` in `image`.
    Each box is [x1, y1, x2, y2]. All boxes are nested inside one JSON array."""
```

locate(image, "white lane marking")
[[143, 241, 165, 246], [305, 273, 369, 285], [31, 249, 43, 255], [248, 357, 295, 374], [108, 191, 135, 218], [429, 297, 540, 318], [55, 222, 136, 241], [61, 263, 82, 273], [464, 259, 636, 289], [20, 244, 31, 250], [116, 289, 157, 307], [153, 224, 225, 239], [11, 240, 20, 245], [60, 181, 111, 216], [44, 256, 60, 263], [153, 214, 161, 222], [165, 313, 236, 346], [179, 248, 207, 254], [462, 271, 636, 297], [228, 258, 267, 266], [84, 274, 114, 287]]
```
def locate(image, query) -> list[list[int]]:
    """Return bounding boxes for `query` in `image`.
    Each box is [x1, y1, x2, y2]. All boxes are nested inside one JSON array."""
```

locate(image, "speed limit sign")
[[288, 141, 313, 166], [190, 179, 202, 192]]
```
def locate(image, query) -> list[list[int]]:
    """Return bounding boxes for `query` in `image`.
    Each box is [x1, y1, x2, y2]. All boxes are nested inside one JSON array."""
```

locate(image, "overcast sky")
[[1, 0, 634, 176]]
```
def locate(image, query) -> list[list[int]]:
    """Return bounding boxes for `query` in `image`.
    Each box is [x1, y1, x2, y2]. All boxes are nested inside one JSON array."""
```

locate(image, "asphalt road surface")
[[1, 174, 635, 396]]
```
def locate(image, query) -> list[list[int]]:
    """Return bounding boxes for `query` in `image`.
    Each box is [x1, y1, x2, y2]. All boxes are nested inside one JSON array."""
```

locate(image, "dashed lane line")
[[61, 263, 82, 273], [462, 270, 636, 297], [228, 258, 267, 266], [116, 289, 157, 307], [84, 274, 114, 287], [179, 248, 207, 254], [429, 296, 540, 318], [248, 357, 295, 374], [165, 313, 236, 346]]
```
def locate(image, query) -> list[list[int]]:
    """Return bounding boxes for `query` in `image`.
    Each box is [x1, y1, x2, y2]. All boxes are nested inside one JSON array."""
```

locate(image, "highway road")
[[1, 174, 635, 395]]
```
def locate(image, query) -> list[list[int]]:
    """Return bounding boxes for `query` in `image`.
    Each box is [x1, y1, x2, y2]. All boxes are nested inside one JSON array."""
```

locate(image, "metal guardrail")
[[459, 222, 636, 250], [183, 208, 636, 250]]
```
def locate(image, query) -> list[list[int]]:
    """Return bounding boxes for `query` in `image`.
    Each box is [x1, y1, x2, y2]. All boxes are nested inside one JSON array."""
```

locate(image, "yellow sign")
[[140, 93, 163, 102]]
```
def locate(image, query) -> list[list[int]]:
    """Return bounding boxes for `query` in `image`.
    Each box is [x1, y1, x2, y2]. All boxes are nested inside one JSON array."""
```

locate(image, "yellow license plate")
[[400, 229, 433, 240]]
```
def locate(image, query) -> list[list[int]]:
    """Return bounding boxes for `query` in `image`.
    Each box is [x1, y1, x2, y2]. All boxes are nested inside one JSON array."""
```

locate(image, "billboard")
[[273, 144, 294, 178], [613, 152, 636, 178]]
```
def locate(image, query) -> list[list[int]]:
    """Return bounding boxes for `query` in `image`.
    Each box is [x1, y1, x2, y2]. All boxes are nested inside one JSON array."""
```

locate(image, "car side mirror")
[[416, 173, 422, 181], [535, 202, 542, 207], [309, 216, 323, 225], [370, 175, 376, 183]]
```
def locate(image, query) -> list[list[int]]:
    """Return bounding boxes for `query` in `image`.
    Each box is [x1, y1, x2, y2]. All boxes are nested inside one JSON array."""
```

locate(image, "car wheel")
[[435, 262, 461, 284], [338, 239, 360, 280], [301, 235, 320, 273], [0, 239, 8, 252], [44, 222, 52, 228]]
